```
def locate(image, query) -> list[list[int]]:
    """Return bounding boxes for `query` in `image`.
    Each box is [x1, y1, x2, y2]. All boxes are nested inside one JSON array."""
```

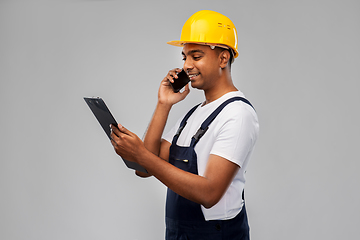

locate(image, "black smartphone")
[[169, 69, 190, 93]]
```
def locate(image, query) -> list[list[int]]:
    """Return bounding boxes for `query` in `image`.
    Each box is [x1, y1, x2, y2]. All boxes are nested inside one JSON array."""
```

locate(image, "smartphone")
[[169, 69, 190, 93]]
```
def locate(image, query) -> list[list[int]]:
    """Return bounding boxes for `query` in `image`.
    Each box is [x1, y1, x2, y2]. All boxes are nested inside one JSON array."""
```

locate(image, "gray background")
[[1, 0, 359, 239]]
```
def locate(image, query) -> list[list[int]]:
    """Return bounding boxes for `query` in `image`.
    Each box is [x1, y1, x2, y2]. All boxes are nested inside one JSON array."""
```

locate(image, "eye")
[[192, 55, 202, 61]]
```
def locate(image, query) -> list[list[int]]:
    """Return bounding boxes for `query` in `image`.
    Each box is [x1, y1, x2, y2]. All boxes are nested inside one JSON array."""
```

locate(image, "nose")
[[183, 58, 194, 73]]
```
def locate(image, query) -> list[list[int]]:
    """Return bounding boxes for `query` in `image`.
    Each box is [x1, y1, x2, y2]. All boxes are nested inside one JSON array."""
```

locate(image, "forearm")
[[143, 68, 189, 156], [136, 68, 190, 177], [143, 102, 172, 156], [138, 150, 217, 208], [110, 122, 236, 207]]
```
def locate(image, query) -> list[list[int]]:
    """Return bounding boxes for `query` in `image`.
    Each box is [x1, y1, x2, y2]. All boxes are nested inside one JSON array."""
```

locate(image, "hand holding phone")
[[169, 69, 190, 93]]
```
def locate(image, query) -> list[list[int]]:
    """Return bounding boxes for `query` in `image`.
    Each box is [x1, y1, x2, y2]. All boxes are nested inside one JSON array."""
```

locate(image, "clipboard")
[[84, 97, 148, 173]]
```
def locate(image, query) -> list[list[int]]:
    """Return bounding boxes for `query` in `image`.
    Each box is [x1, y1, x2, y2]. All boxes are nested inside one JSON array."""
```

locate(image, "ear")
[[219, 50, 231, 69]]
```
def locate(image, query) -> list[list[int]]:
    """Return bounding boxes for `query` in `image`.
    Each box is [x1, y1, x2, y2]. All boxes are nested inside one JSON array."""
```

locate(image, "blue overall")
[[165, 97, 254, 240]]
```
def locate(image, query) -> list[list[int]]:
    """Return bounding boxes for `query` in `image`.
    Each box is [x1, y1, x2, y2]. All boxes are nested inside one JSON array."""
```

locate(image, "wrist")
[[137, 146, 153, 168], [156, 101, 173, 112]]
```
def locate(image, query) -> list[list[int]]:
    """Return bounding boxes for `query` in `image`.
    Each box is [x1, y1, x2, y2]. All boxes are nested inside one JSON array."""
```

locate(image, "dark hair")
[[228, 49, 234, 65], [215, 47, 234, 67]]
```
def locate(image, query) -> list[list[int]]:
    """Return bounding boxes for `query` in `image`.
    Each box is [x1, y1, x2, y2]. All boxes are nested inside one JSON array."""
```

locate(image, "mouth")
[[187, 73, 200, 80]]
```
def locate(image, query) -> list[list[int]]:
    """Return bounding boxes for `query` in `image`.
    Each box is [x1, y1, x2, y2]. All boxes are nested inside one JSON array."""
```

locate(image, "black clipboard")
[[84, 97, 148, 173]]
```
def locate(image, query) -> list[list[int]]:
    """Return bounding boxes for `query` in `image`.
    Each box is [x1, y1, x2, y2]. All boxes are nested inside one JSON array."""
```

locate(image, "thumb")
[[117, 123, 130, 134], [179, 83, 190, 98]]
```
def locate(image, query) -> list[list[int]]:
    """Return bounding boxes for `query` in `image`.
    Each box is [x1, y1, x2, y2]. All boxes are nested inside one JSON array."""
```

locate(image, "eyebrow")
[[181, 49, 205, 56]]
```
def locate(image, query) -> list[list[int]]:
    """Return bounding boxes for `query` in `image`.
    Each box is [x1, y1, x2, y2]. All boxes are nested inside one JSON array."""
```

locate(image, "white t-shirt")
[[163, 91, 259, 221]]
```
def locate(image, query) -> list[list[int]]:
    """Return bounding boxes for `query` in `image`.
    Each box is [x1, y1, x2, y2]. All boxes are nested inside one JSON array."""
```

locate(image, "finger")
[[172, 68, 183, 80], [182, 83, 190, 94], [167, 68, 181, 82], [117, 123, 132, 137], [109, 128, 118, 143], [161, 78, 172, 88], [110, 124, 121, 137], [111, 139, 117, 147], [171, 69, 180, 79], [166, 73, 176, 83], [169, 68, 181, 75], [179, 83, 190, 98], [175, 68, 182, 73], [110, 134, 117, 146]]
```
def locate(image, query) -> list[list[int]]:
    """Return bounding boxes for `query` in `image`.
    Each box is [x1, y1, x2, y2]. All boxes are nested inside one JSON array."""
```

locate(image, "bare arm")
[[110, 125, 239, 208], [142, 103, 172, 157], [110, 69, 239, 208], [136, 68, 190, 177]]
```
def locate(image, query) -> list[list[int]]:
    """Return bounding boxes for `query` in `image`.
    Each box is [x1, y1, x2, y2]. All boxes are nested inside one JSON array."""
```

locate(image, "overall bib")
[[165, 97, 254, 240]]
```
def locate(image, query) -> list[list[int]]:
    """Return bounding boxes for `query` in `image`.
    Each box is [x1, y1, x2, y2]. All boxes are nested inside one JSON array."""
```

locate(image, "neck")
[[203, 69, 237, 105]]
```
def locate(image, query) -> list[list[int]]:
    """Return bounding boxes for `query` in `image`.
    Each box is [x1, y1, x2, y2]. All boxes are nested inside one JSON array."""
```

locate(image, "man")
[[110, 10, 259, 240]]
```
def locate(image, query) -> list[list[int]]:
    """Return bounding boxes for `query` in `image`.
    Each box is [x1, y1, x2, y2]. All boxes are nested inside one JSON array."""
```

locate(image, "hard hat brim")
[[166, 40, 184, 47], [167, 40, 239, 58]]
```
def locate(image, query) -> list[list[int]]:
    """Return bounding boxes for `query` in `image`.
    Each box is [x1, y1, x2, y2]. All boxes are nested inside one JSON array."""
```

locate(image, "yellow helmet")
[[167, 10, 239, 58]]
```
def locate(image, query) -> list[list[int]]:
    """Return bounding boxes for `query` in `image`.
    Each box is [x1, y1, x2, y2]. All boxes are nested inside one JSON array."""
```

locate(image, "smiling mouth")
[[188, 73, 199, 80]]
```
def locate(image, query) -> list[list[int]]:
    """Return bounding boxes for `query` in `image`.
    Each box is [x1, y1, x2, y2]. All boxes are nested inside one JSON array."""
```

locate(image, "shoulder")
[[217, 99, 258, 124], [211, 98, 259, 144]]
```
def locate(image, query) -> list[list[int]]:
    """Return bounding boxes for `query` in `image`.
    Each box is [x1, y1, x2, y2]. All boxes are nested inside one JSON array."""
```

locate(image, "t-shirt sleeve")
[[210, 106, 259, 168]]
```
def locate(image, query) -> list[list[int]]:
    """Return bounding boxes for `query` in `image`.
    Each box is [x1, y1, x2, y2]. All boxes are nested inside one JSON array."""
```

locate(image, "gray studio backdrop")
[[1, 0, 359, 239]]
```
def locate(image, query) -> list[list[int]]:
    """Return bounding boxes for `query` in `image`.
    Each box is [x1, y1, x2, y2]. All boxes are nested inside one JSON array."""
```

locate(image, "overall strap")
[[172, 103, 201, 144], [190, 96, 254, 147]]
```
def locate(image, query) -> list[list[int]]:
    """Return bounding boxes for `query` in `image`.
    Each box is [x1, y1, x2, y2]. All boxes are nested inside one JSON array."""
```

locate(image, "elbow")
[[203, 202, 215, 209], [201, 195, 221, 209], [198, 186, 224, 209]]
